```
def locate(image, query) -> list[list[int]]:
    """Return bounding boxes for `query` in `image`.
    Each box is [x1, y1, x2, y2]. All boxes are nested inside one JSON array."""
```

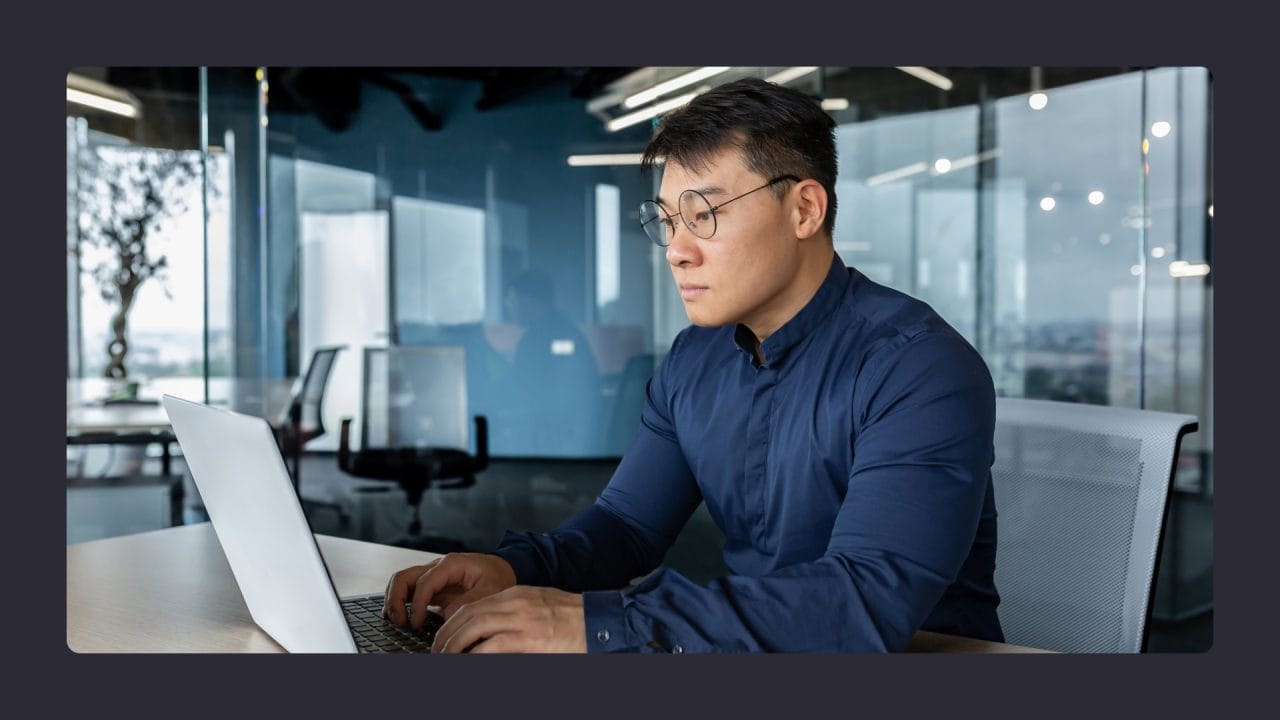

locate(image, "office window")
[[835, 105, 982, 340], [828, 69, 1210, 430], [68, 127, 228, 393]]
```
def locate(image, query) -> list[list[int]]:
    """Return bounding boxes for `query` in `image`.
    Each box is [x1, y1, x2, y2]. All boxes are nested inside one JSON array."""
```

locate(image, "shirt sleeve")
[[489, 333, 705, 619], [577, 330, 997, 653]]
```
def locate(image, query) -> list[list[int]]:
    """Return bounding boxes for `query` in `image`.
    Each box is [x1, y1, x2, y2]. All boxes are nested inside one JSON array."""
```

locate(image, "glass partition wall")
[[202, 68, 661, 457], [66, 69, 228, 402]]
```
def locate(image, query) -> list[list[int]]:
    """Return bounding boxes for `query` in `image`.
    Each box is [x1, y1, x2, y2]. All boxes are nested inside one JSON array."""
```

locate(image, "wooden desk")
[[66, 524, 1050, 654], [67, 523, 439, 653]]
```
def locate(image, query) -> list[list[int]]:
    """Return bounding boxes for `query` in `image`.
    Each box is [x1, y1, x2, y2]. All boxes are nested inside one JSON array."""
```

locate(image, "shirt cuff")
[[583, 590, 629, 653]]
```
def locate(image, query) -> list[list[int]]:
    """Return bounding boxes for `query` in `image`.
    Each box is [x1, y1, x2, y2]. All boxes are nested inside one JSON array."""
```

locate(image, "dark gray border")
[[29, 0, 1259, 715]]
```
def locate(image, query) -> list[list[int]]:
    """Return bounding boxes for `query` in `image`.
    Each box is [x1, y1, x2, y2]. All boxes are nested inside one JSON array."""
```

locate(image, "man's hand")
[[432, 586, 587, 653], [383, 553, 517, 629]]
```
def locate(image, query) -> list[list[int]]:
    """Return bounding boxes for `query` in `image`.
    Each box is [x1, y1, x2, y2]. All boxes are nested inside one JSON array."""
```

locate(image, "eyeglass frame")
[[640, 174, 802, 247]]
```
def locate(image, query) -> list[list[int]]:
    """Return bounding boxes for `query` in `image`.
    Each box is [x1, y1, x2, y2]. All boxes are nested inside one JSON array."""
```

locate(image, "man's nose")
[[665, 219, 701, 267]]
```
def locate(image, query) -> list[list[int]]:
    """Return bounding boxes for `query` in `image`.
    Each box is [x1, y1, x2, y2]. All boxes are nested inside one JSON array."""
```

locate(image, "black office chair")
[[603, 352, 656, 453], [275, 345, 346, 520], [337, 346, 488, 552]]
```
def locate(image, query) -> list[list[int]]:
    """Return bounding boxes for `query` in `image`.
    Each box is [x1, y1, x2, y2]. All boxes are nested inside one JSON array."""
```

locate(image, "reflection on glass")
[[595, 184, 621, 310], [299, 210, 390, 452], [393, 196, 486, 325]]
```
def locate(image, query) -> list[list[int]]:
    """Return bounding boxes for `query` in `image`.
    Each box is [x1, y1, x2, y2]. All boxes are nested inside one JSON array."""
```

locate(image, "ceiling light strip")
[[766, 67, 820, 85], [895, 66, 954, 91], [623, 67, 730, 109], [607, 90, 702, 132], [1169, 261, 1211, 278], [866, 161, 929, 186], [566, 153, 646, 167], [945, 149, 1001, 171], [66, 88, 138, 118]]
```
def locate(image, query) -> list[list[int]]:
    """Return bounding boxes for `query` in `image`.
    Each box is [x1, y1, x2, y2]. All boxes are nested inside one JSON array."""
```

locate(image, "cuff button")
[[597, 629, 611, 643]]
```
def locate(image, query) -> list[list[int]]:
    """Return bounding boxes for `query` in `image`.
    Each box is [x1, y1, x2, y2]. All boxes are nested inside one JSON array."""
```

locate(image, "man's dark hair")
[[641, 77, 838, 237]]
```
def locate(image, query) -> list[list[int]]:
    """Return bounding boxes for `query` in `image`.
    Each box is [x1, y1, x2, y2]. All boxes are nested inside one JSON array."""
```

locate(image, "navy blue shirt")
[[493, 254, 1002, 652]]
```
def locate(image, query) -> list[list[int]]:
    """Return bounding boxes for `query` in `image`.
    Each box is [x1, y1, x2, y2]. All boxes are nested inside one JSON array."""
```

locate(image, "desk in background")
[[67, 377, 298, 425], [66, 376, 299, 475], [66, 524, 1050, 654], [66, 378, 299, 543]]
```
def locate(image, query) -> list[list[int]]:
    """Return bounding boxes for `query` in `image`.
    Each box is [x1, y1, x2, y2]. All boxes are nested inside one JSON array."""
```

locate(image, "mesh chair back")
[[992, 397, 1197, 653], [360, 346, 469, 452], [299, 347, 343, 433], [277, 346, 344, 435]]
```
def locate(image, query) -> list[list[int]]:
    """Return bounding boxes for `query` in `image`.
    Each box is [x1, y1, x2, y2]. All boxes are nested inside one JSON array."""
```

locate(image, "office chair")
[[602, 352, 655, 453], [337, 346, 488, 552], [275, 345, 346, 522], [991, 397, 1198, 653]]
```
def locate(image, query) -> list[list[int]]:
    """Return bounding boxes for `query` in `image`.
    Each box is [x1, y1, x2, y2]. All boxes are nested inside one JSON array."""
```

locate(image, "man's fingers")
[[463, 631, 517, 654], [437, 611, 506, 654], [409, 558, 472, 630], [382, 558, 444, 624], [439, 588, 497, 618], [430, 587, 465, 614], [382, 563, 433, 624], [432, 605, 479, 653], [433, 598, 519, 654], [384, 555, 520, 632], [426, 587, 586, 653]]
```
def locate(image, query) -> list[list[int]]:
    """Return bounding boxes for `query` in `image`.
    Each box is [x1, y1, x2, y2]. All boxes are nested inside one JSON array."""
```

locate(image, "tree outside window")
[[72, 145, 206, 381]]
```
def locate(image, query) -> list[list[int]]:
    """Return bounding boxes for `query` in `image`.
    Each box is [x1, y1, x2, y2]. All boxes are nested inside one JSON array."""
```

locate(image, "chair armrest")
[[472, 415, 489, 471]]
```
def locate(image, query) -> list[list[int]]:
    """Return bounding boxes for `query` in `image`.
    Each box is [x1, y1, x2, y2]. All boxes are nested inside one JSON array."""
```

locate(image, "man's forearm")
[[490, 501, 666, 592]]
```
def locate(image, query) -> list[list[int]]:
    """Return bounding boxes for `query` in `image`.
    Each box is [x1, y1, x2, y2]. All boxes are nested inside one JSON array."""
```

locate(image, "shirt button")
[[597, 629, 611, 643], [672, 645, 683, 654]]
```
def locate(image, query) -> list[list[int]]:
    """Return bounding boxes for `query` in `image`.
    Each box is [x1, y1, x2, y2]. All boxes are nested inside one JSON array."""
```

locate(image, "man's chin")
[[683, 306, 728, 328]]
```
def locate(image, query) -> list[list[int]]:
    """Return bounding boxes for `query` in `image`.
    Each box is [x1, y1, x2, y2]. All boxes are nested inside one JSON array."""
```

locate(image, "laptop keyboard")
[[342, 595, 444, 653]]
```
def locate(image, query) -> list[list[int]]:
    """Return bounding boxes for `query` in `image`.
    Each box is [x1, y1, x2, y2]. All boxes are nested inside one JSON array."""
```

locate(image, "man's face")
[[660, 148, 802, 332]]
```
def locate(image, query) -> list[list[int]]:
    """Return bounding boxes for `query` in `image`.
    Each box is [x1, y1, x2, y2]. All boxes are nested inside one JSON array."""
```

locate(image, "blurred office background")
[[65, 66, 1213, 650]]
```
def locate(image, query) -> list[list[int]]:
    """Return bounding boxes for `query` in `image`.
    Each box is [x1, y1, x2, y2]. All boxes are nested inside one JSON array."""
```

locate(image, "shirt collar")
[[732, 253, 851, 367]]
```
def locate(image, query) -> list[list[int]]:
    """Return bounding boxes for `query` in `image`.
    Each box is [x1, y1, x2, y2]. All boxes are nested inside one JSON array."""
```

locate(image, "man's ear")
[[791, 180, 828, 240]]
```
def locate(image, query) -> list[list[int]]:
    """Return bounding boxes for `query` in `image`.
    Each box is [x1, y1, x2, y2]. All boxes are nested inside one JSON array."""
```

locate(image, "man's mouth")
[[679, 283, 708, 300]]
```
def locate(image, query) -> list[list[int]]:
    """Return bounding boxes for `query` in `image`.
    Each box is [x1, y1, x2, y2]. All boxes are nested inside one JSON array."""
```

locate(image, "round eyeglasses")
[[639, 175, 801, 247]]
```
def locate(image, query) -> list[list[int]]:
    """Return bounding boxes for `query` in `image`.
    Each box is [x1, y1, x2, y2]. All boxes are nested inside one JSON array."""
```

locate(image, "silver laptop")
[[161, 394, 442, 653]]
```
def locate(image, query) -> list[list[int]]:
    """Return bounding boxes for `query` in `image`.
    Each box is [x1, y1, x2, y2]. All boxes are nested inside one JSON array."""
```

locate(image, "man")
[[499, 269, 601, 455], [384, 77, 1003, 653]]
